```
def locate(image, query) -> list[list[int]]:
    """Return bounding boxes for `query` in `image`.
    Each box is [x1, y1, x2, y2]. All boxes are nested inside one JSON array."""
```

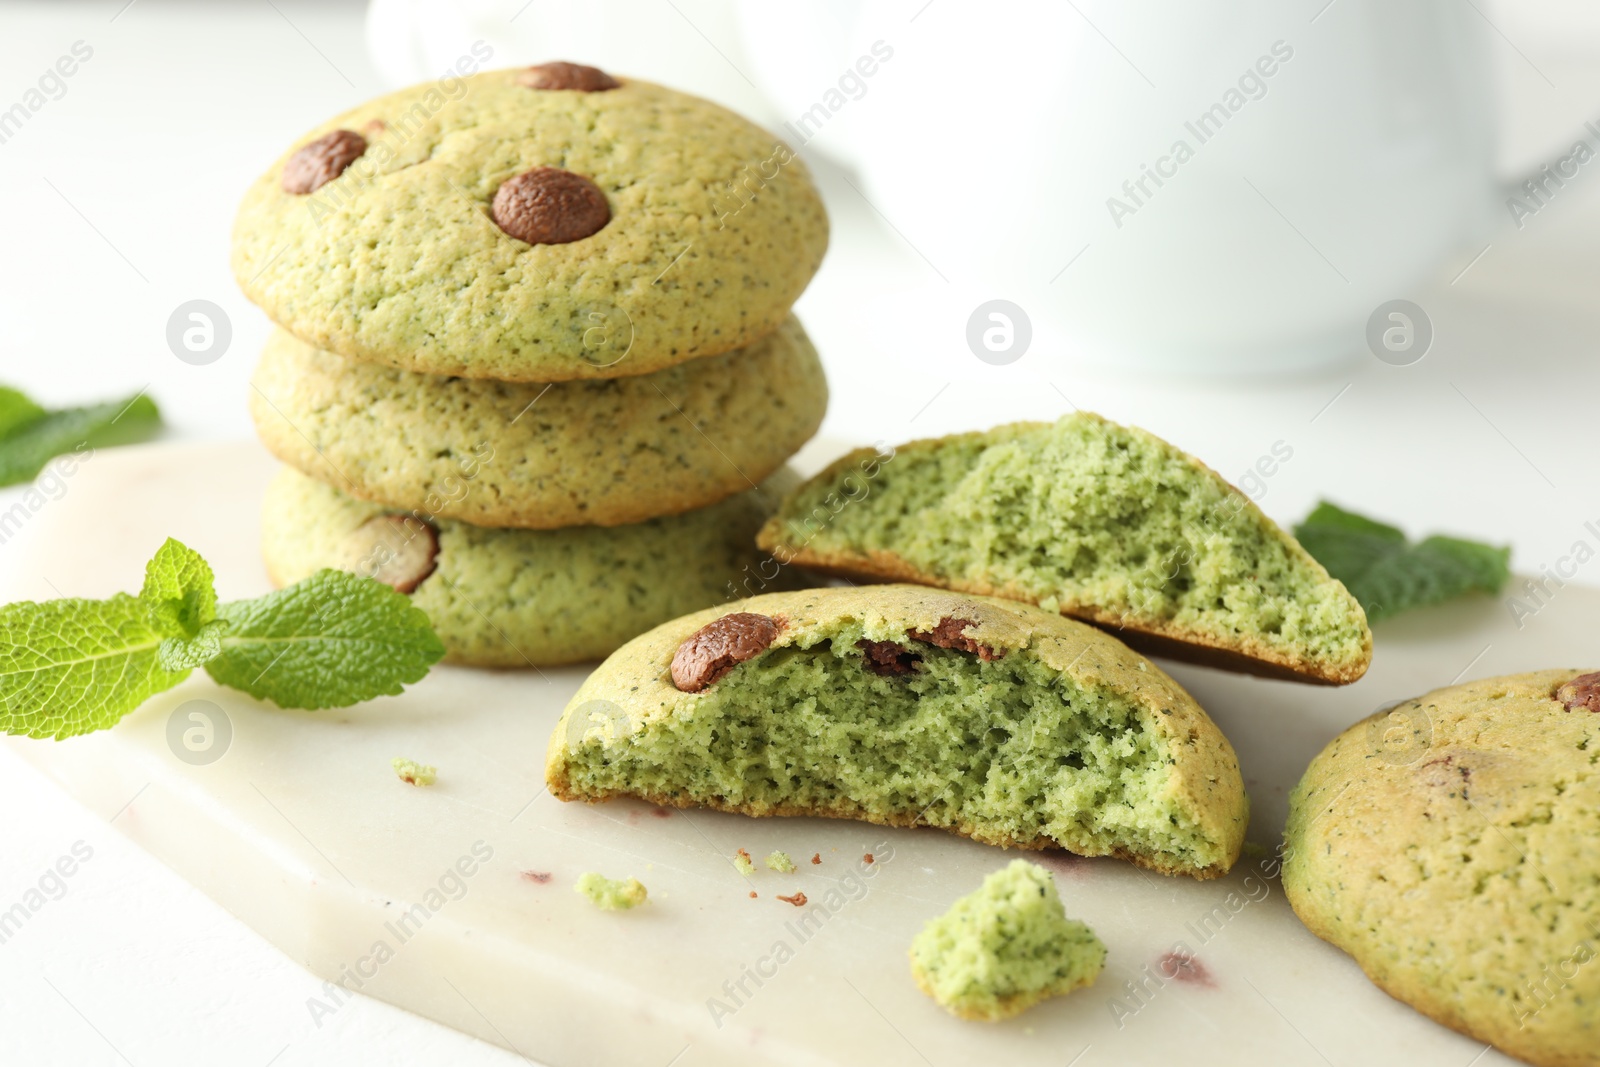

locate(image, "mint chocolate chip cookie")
[[250, 316, 826, 529], [232, 63, 828, 382], [758, 414, 1371, 685], [1285, 670, 1600, 1067], [260, 466, 806, 667], [546, 585, 1249, 879]]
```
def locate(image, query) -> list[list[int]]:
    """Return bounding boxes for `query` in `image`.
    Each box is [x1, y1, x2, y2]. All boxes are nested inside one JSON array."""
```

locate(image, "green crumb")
[[391, 757, 436, 786], [733, 848, 756, 876], [910, 860, 1106, 1021], [765, 851, 796, 873], [575, 872, 648, 911]]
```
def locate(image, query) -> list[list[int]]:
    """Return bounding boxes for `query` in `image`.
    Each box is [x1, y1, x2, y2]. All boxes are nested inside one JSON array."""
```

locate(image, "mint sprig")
[[1294, 501, 1510, 623], [0, 538, 445, 740], [0, 385, 162, 487]]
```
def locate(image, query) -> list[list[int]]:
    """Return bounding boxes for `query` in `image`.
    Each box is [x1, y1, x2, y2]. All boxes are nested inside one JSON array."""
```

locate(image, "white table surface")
[[2, 1, 1600, 1064]]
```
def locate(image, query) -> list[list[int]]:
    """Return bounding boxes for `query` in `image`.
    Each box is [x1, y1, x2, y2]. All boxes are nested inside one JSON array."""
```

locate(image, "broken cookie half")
[[545, 585, 1247, 879]]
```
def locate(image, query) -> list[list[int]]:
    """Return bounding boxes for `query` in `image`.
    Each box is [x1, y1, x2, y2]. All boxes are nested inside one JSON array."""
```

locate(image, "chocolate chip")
[[1556, 672, 1600, 713], [857, 640, 921, 676], [344, 515, 439, 594], [491, 167, 610, 245], [282, 130, 367, 195], [517, 61, 620, 92], [671, 612, 781, 692], [909, 616, 1003, 660]]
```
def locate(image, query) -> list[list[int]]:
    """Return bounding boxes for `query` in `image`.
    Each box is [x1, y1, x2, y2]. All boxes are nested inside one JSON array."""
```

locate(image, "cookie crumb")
[[811, 853, 821, 865], [575, 872, 647, 911], [749, 891, 758, 899], [733, 848, 755, 876], [392, 757, 436, 786], [864, 853, 875, 865], [765, 850, 796, 873], [776, 892, 808, 907]]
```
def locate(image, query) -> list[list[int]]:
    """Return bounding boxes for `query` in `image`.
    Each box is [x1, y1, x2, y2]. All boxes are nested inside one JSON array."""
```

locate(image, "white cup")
[[738, 0, 1501, 375]]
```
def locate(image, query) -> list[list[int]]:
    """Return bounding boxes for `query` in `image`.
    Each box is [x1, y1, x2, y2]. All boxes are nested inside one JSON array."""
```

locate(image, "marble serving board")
[[6, 440, 1575, 1067]]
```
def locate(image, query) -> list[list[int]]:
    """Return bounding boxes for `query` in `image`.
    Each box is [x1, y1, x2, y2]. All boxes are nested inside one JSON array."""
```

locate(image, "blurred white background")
[[2, 1, 1600, 1063]]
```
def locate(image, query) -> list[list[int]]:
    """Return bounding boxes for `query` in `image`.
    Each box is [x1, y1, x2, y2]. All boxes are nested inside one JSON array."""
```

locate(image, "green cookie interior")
[[760, 414, 1369, 684], [556, 610, 1241, 877]]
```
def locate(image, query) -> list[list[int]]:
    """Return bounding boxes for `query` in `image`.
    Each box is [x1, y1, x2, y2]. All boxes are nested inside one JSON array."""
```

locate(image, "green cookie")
[[232, 65, 828, 382], [1284, 669, 1600, 1067], [261, 465, 806, 667], [251, 316, 826, 529]]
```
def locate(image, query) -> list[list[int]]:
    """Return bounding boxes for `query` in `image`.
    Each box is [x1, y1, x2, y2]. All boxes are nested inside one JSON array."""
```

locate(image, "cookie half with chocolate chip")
[[231, 62, 828, 382], [260, 465, 808, 667], [546, 584, 1248, 879]]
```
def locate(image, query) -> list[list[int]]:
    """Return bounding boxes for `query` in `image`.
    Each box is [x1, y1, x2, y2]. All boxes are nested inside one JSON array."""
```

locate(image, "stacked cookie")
[[231, 61, 830, 666]]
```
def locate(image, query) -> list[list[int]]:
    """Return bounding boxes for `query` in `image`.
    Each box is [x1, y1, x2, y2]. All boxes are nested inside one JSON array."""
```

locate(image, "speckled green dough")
[[261, 466, 806, 667], [232, 69, 829, 381], [910, 860, 1105, 1021], [1284, 670, 1600, 1067], [250, 317, 826, 528], [759, 414, 1370, 685], [546, 585, 1248, 878]]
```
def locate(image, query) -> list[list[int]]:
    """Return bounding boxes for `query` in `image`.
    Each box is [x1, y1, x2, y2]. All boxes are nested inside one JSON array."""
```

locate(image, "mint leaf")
[[0, 391, 162, 487], [1294, 501, 1511, 622], [205, 569, 445, 709], [140, 537, 218, 638], [0, 594, 189, 739], [0, 386, 46, 439]]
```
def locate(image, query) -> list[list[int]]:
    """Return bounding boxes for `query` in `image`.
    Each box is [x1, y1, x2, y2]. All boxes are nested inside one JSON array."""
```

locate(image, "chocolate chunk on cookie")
[[910, 616, 1003, 660], [282, 130, 367, 194], [492, 167, 610, 245], [343, 515, 439, 594], [1556, 671, 1600, 712], [518, 61, 620, 92], [857, 639, 921, 676], [671, 612, 781, 692]]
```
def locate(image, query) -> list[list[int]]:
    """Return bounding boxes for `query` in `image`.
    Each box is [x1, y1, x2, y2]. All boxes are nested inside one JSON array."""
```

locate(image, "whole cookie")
[[232, 64, 829, 382], [261, 467, 807, 667], [250, 316, 826, 529], [1284, 670, 1600, 1067]]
